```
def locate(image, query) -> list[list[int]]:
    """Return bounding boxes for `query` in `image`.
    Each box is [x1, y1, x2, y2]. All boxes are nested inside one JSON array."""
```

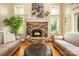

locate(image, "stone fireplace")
[[26, 22, 48, 37]]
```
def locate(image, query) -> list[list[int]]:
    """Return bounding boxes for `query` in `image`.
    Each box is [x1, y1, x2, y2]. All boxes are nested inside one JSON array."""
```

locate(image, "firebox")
[[32, 29, 42, 37]]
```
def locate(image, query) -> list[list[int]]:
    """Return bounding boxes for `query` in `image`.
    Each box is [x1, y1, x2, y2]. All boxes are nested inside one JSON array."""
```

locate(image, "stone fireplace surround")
[[26, 20, 48, 38]]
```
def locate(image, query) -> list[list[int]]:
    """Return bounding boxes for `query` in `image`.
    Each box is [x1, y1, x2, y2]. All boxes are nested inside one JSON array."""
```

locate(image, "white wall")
[[62, 4, 71, 34], [62, 4, 79, 34]]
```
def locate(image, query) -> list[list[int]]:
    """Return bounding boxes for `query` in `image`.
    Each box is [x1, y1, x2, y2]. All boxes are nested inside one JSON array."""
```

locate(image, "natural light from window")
[[50, 6, 59, 34], [14, 5, 24, 15]]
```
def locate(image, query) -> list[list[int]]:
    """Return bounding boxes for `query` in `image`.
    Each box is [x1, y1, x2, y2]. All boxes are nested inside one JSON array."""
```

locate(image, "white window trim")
[[49, 6, 60, 35], [49, 6, 60, 16], [14, 5, 25, 15], [75, 13, 79, 32], [71, 10, 79, 32]]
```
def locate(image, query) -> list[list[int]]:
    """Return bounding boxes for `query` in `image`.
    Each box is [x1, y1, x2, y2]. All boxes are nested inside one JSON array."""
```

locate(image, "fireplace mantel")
[[26, 19, 48, 22]]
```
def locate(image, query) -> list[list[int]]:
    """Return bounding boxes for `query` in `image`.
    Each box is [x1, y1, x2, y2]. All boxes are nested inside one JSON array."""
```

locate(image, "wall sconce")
[[65, 17, 67, 24]]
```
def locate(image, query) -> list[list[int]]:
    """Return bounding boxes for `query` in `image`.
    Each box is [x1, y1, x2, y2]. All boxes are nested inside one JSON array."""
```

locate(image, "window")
[[50, 17, 57, 33], [50, 6, 59, 34], [50, 7, 59, 15], [14, 5, 24, 15], [77, 15, 79, 32], [50, 16, 59, 33]]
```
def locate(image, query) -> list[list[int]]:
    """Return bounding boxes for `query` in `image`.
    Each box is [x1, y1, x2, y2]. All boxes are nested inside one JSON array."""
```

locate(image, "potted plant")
[[3, 16, 23, 35]]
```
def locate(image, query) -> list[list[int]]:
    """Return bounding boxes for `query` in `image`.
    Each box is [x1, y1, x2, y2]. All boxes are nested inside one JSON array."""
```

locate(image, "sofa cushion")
[[1, 27, 16, 43], [0, 40, 20, 52], [55, 39, 79, 56], [3, 32, 16, 43], [65, 47, 79, 56], [54, 40, 76, 51], [64, 32, 79, 47], [55, 40, 76, 47], [54, 36, 64, 40], [0, 47, 9, 56]]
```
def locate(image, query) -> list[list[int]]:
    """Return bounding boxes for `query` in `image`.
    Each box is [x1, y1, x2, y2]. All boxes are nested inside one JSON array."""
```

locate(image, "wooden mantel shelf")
[[30, 37, 46, 40], [26, 19, 48, 22]]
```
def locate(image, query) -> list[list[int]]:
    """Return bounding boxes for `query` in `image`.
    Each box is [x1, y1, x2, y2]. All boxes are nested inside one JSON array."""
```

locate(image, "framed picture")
[[32, 3, 44, 18]]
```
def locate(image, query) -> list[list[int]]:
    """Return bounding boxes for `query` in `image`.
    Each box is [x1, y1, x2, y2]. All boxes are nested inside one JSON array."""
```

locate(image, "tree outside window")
[[77, 15, 79, 32], [51, 17, 57, 33], [50, 16, 58, 34]]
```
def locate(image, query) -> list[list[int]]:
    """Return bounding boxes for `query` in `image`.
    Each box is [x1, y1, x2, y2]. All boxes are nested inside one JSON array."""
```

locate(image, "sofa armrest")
[[54, 36, 64, 40]]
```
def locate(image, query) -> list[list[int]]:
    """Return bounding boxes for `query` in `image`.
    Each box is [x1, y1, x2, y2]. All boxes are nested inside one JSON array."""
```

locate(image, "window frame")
[[50, 6, 60, 16], [76, 14, 79, 32], [14, 5, 25, 15], [49, 6, 60, 34], [50, 15, 59, 34]]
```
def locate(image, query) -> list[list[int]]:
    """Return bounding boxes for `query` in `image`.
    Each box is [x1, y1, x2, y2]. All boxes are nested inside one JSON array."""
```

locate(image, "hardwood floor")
[[13, 41, 61, 56], [53, 47, 61, 56]]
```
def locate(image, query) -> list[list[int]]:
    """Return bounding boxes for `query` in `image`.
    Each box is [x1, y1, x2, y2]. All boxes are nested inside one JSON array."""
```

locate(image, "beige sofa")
[[0, 27, 20, 56], [54, 32, 79, 56], [0, 40, 20, 56]]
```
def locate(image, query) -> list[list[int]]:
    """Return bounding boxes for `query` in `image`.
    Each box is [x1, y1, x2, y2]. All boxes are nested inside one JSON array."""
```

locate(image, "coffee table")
[[24, 43, 52, 56]]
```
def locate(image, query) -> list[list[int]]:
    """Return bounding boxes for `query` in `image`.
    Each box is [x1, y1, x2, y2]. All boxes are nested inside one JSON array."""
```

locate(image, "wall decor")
[[32, 3, 44, 18]]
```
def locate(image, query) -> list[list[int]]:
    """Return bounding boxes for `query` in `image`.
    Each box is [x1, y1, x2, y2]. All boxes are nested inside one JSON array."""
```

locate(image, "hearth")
[[32, 28, 42, 37]]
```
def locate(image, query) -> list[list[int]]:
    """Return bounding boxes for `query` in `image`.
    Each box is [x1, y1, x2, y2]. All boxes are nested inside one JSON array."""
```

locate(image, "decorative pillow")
[[2, 27, 16, 43], [3, 32, 16, 43]]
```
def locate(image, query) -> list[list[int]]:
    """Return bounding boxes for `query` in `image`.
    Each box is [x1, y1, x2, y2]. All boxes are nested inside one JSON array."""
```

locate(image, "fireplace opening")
[[32, 29, 42, 37]]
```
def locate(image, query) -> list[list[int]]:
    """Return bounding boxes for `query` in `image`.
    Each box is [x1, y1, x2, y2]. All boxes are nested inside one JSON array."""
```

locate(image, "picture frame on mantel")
[[32, 3, 44, 19]]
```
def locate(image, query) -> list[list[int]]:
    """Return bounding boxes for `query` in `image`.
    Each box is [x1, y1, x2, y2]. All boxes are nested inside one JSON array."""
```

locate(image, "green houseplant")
[[3, 16, 23, 35]]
